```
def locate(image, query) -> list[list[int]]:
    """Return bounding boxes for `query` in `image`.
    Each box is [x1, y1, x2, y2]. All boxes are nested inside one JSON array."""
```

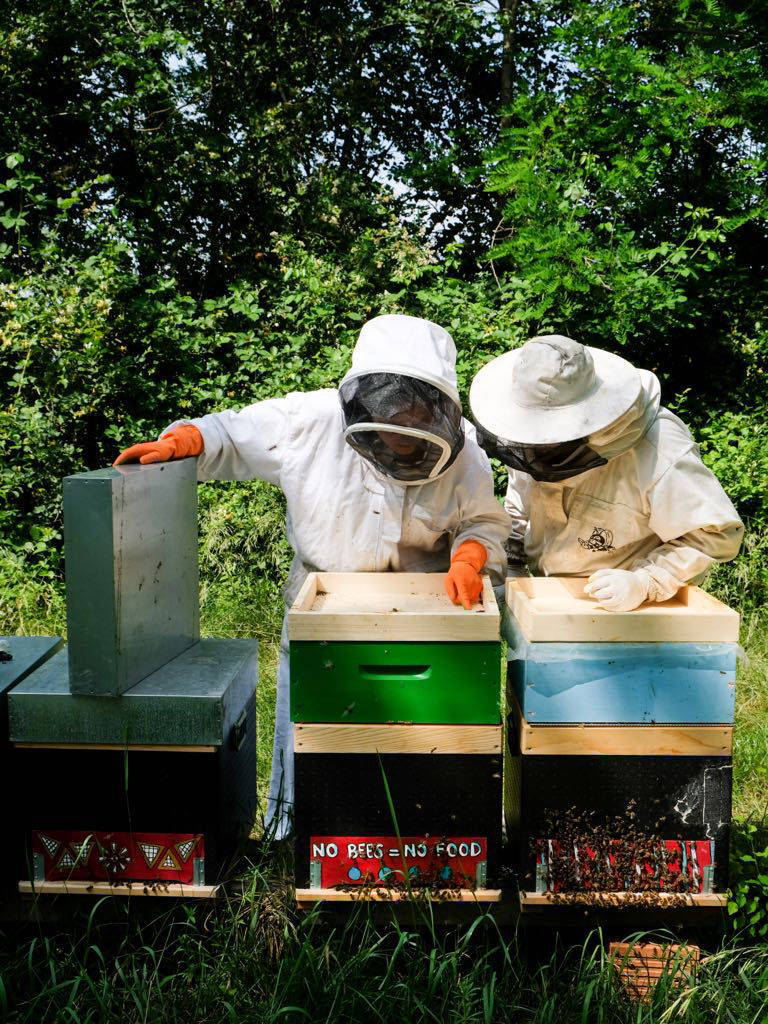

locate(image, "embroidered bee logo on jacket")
[[578, 526, 615, 552]]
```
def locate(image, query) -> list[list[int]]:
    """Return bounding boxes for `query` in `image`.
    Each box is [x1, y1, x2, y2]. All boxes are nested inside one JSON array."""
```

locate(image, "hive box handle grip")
[[358, 664, 432, 682], [230, 709, 248, 751]]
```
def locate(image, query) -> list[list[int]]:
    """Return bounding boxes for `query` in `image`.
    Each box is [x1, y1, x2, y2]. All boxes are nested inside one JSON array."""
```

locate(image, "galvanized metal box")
[[64, 461, 199, 696], [9, 639, 256, 747], [289, 572, 501, 725]]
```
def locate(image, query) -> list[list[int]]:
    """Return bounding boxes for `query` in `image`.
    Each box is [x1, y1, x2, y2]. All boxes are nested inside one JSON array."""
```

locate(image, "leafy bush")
[[728, 823, 768, 940]]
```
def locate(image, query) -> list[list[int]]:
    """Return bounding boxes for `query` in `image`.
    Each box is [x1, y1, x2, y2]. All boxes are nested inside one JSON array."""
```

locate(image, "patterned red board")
[[32, 830, 204, 883], [310, 836, 487, 888], [535, 839, 715, 894]]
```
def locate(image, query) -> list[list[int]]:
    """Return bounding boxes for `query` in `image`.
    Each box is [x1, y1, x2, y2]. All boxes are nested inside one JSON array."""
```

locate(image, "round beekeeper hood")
[[469, 335, 642, 445], [340, 314, 461, 407]]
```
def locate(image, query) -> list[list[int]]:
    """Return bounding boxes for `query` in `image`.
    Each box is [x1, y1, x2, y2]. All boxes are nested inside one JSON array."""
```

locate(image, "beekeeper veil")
[[469, 336, 658, 482], [339, 315, 465, 484]]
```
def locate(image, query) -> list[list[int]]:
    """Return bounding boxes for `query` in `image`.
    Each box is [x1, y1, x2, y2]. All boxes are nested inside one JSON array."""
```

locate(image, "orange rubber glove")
[[444, 540, 487, 611], [113, 425, 204, 466]]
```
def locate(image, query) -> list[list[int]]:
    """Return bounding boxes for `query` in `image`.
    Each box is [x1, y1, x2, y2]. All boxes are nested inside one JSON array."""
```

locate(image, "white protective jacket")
[[504, 371, 744, 597], [167, 317, 509, 837]]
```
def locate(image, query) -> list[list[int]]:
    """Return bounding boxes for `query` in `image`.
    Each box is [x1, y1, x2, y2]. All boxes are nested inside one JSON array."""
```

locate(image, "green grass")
[[731, 614, 768, 821], [2, 865, 768, 1023]]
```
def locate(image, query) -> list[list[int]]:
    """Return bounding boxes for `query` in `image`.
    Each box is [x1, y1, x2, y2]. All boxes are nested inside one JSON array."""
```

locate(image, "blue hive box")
[[503, 607, 738, 725]]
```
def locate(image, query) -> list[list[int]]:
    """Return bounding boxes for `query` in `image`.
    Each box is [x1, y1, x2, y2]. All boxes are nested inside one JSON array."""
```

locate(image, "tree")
[[486, 0, 768, 400]]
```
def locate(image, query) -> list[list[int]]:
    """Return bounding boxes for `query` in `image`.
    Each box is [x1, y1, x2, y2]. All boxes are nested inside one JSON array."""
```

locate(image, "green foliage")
[[0, 545, 65, 636], [697, 409, 768, 531], [0, 8, 767, 1011], [728, 823, 768, 940], [694, 406, 768, 612], [0, 0, 501, 287], [486, 0, 768, 395], [1, 896, 768, 1023]]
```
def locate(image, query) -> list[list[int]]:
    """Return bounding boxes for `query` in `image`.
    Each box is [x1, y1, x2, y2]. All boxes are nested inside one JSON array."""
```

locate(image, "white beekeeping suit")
[[166, 315, 509, 837], [470, 335, 743, 610]]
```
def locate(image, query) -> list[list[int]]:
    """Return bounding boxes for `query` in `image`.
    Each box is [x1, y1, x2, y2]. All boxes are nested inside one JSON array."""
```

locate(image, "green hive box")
[[64, 460, 199, 696], [289, 572, 501, 725]]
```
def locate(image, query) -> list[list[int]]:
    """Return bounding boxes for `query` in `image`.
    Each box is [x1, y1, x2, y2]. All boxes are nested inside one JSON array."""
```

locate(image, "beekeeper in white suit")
[[115, 315, 509, 837], [469, 335, 743, 609]]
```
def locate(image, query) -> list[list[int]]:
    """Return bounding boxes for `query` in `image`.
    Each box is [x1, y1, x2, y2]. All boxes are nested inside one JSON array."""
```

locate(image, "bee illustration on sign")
[[578, 526, 615, 552]]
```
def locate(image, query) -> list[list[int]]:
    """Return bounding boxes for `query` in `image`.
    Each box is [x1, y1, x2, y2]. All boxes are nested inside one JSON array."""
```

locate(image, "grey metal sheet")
[[9, 639, 258, 746], [0, 638, 63, 696], [64, 460, 200, 696]]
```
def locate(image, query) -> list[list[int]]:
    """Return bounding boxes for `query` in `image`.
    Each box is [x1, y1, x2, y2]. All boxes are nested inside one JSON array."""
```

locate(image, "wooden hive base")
[[521, 892, 726, 910], [296, 888, 502, 907], [19, 880, 218, 899]]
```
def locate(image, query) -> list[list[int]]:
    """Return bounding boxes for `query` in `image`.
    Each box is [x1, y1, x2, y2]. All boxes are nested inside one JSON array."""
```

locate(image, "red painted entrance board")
[[32, 830, 204, 884], [310, 835, 487, 888], [535, 838, 715, 893]]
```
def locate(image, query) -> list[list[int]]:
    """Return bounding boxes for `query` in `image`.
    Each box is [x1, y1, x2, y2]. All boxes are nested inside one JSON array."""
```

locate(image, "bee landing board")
[[289, 573, 501, 725], [506, 578, 739, 643], [64, 461, 199, 696]]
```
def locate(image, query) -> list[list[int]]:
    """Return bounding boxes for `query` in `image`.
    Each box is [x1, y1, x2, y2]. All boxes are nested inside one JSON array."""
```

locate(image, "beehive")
[[290, 572, 502, 900], [0, 637, 62, 894], [7, 462, 258, 898], [11, 639, 257, 892], [504, 577, 738, 903]]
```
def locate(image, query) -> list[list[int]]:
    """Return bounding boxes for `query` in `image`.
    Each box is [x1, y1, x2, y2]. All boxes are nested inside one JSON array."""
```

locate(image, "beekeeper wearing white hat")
[[115, 314, 509, 838], [469, 335, 743, 611]]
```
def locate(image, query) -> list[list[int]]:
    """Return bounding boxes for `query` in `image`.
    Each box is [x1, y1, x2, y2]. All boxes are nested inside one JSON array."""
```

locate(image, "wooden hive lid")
[[289, 572, 500, 642], [506, 576, 739, 643]]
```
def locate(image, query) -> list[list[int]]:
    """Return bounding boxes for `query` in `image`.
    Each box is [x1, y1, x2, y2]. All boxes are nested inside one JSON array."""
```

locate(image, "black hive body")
[[294, 751, 503, 888]]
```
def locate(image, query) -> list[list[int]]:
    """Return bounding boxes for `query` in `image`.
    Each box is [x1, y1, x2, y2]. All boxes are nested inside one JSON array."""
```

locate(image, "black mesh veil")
[[473, 423, 607, 482], [339, 373, 465, 483]]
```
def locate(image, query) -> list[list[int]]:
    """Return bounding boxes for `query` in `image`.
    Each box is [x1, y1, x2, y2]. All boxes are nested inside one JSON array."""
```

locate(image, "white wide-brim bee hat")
[[469, 335, 642, 445]]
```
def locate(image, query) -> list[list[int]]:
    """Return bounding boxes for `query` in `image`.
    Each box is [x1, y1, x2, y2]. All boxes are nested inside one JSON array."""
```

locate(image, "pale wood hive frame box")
[[289, 572, 500, 642], [506, 577, 739, 643]]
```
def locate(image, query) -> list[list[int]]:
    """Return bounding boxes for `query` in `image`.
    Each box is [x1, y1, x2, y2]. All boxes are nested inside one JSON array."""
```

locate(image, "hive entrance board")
[[290, 573, 499, 642], [506, 577, 739, 642]]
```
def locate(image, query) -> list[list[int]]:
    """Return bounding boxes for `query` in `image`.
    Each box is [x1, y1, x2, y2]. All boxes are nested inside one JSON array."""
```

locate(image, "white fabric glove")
[[584, 568, 652, 612]]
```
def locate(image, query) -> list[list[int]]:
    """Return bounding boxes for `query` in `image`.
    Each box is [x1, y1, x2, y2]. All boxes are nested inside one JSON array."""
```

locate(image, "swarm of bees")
[[531, 801, 697, 908]]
